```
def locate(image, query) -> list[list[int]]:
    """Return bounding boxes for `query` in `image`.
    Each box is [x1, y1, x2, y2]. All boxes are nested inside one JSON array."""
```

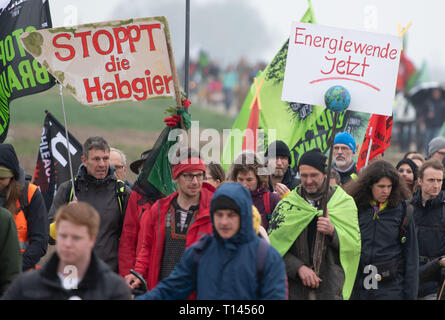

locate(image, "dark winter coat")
[[136, 182, 287, 300], [411, 190, 445, 298], [333, 162, 357, 186], [1, 252, 131, 300], [48, 165, 131, 272], [268, 166, 299, 192], [0, 207, 21, 295], [352, 202, 419, 300]]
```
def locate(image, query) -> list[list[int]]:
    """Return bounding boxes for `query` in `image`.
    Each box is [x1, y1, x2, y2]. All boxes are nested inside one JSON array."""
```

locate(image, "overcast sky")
[[44, 0, 445, 81]]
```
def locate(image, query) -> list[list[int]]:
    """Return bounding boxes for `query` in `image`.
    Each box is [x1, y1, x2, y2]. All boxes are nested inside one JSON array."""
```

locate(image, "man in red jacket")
[[126, 151, 214, 290], [118, 190, 157, 280]]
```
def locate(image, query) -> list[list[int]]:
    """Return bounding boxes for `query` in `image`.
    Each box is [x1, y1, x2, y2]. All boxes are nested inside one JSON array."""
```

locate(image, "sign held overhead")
[[20, 16, 176, 106], [282, 22, 402, 116]]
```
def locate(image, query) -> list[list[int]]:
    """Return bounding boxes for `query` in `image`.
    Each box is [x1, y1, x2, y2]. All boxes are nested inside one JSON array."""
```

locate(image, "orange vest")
[[14, 183, 38, 252]]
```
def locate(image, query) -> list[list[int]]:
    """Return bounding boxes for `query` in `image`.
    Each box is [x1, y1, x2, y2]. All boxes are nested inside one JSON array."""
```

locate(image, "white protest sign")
[[282, 22, 402, 116], [20, 16, 175, 106]]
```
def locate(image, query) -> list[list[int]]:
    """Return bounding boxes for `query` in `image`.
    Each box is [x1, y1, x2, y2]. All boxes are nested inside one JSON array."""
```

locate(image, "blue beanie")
[[334, 132, 356, 153]]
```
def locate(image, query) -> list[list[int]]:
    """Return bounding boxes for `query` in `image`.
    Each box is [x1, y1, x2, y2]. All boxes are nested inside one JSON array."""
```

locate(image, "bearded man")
[[332, 132, 358, 186]]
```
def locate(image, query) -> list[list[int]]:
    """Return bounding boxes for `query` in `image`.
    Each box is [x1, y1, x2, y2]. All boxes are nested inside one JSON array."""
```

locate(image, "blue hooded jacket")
[[136, 182, 286, 300]]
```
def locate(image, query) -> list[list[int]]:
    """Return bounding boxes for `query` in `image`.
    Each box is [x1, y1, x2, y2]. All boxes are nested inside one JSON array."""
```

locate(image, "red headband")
[[172, 158, 206, 180]]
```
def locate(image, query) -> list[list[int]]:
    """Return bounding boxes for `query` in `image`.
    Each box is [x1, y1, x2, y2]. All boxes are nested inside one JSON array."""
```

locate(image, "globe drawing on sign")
[[324, 85, 351, 113]]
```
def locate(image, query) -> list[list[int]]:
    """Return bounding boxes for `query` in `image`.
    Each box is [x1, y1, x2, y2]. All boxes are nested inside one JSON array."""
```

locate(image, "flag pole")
[[58, 83, 77, 200], [310, 86, 350, 300], [311, 111, 338, 281], [364, 140, 373, 167], [364, 126, 373, 168], [184, 0, 190, 98]]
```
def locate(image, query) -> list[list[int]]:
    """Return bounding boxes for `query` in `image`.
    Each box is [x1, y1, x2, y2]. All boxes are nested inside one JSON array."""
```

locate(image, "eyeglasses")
[[181, 172, 205, 181]]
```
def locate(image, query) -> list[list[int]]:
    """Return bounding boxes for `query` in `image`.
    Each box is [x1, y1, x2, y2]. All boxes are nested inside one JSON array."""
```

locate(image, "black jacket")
[[268, 166, 299, 192], [412, 190, 445, 297], [48, 165, 131, 272], [352, 202, 419, 300], [333, 162, 357, 186], [1, 252, 131, 300]]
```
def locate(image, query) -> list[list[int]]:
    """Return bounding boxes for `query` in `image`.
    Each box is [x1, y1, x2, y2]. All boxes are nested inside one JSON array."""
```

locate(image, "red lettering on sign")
[[53, 33, 75, 61], [74, 31, 92, 58]]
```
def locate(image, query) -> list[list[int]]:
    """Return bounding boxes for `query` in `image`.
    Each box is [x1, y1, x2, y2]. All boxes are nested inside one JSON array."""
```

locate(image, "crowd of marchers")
[[2, 132, 445, 300]]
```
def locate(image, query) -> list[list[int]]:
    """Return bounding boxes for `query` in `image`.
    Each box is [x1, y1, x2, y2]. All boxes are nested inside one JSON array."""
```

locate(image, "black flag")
[[0, 0, 55, 142], [33, 111, 83, 210]]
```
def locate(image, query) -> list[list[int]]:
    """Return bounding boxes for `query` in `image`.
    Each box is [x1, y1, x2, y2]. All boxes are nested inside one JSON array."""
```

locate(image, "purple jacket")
[[251, 187, 281, 230]]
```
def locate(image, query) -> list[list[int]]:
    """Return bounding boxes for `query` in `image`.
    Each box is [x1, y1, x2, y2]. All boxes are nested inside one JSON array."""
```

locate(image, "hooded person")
[[0, 143, 48, 271], [135, 182, 287, 300]]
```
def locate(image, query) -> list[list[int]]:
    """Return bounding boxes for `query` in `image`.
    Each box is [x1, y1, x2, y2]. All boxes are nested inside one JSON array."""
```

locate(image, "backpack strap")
[[66, 177, 79, 202], [115, 179, 126, 216], [193, 234, 212, 275], [18, 182, 38, 220], [400, 200, 414, 244], [263, 191, 271, 217]]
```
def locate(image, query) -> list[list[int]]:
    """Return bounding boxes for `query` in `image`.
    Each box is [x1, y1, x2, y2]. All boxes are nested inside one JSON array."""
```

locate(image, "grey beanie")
[[427, 136, 445, 158]]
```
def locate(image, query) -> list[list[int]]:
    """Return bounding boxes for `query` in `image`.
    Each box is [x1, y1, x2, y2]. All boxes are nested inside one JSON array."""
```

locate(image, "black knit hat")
[[265, 140, 291, 161], [298, 148, 327, 173], [396, 158, 418, 181], [0, 144, 20, 180], [210, 195, 241, 215]]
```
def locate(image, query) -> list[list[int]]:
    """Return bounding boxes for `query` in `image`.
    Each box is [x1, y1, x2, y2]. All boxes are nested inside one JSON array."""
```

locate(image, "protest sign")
[[282, 22, 402, 116], [19, 16, 178, 106]]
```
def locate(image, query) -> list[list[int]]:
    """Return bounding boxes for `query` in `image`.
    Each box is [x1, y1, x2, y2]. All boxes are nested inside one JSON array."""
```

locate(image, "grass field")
[[7, 86, 237, 182]]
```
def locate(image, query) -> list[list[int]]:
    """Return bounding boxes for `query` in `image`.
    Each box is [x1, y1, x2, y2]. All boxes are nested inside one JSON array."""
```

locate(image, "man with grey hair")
[[110, 147, 132, 189], [48, 136, 132, 273]]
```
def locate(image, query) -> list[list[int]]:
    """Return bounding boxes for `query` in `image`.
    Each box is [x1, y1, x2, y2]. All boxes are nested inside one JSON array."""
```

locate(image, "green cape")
[[268, 186, 361, 300]]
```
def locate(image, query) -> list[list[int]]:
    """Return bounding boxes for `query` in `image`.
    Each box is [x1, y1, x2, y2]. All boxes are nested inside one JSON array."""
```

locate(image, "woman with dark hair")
[[228, 152, 281, 230], [344, 160, 419, 300], [396, 158, 418, 194]]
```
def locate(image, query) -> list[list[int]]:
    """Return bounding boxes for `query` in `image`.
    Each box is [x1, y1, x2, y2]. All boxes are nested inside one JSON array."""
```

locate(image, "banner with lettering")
[[221, 3, 369, 170], [0, 0, 55, 142], [20, 16, 176, 106], [282, 22, 402, 116], [33, 111, 83, 210]]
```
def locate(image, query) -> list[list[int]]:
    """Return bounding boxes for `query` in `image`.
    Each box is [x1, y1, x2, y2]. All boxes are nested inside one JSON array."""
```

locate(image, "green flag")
[[134, 99, 191, 200], [221, 1, 369, 170]]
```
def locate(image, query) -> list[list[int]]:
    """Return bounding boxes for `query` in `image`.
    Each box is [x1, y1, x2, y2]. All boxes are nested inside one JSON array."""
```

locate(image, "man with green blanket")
[[269, 149, 361, 300]]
